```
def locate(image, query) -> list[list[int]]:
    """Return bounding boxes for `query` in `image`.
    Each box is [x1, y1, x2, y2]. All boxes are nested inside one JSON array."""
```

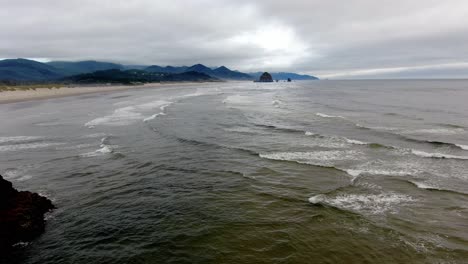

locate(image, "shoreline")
[[0, 82, 217, 104]]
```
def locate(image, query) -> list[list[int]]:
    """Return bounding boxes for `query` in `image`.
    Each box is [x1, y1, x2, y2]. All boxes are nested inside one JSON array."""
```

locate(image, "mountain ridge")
[[0, 58, 318, 82], [146, 64, 252, 80]]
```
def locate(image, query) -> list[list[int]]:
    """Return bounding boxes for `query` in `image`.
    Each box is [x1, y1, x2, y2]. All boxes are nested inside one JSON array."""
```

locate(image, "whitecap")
[[80, 144, 113, 157], [142, 101, 173, 122], [260, 150, 362, 167], [80, 137, 114, 157], [316, 113, 345, 119], [85, 100, 173, 127], [361, 125, 399, 131], [456, 144, 468, 151], [12, 242, 31, 248], [344, 138, 368, 145], [85, 106, 143, 127], [224, 126, 263, 134], [0, 136, 43, 144], [57, 144, 95, 150], [308, 194, 327, 204], [304, 131, 316, 136], [410, 149, 468, 160], [143, 113, 165, 122], [309, 192, 415, 215], [223, 95, 253, 105], [409, 181, 438, 190], [345, 169, 414, 177], [81, 133, 107, 139], [137, 100, 172, 111], [3, 168, 33, 182], [0, 142, 64, 152], [404, 128, 464, 135], [272, 100, 282, 107]]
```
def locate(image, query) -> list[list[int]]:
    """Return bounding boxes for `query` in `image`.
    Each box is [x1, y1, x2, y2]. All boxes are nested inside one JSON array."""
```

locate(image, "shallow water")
[[1, 80, 468, 263]]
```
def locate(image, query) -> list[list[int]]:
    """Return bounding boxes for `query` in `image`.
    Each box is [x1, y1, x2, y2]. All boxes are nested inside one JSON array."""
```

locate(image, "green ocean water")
[[1, 80, 468, 263]]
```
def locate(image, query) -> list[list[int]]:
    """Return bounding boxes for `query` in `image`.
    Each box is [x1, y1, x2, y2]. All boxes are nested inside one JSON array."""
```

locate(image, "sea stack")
[[258, 72, 273, 82], [0, 175, 55, 250]]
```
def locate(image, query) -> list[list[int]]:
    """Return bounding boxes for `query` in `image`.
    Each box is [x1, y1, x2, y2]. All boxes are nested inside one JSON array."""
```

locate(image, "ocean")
[[1, 80, 468, 263]]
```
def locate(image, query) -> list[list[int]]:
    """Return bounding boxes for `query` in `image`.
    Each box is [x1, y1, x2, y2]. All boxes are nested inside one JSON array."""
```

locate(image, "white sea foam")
[[81, 133, 107, 139], [143, 101, 173, 122], [344, 138, 368, 145], [3, 168, 33, 182], [309, 136, 350, 148], [80, 137, 114, 157], [456, 144, 468, 150], [345, 169, 414, 177], [224, 126, 263, 134], [404, 128, 464, 135], [0, 136, 43, 144], [409, 181, 438, 190], [411, 149, 468, 160], [308, 194, 327, 204], [0, 142, 64, 152], [12, 242, 31, 248], [85, 106, 143, 127], [86, 100, 173, 127], [316, 113, 345, 119], [143, 113, 165, 122], [160, 104, 170, 111], [272, 100, 282, 107], [362, 125, 399, 131], [181, 91, 204, 98], [309, 192, 415, 215], [57, 144, 95, 150], [137, 100, 172, 111], [345, 160, 420, 180], [80, 145, 113, 157], [223, 95, 253, 105], [304, 132, 352, 148], [260, 150, 361, 167]]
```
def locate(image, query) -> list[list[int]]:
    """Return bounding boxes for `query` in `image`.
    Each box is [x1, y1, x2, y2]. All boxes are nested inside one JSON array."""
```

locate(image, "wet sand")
[[0, 82, 211, 104]]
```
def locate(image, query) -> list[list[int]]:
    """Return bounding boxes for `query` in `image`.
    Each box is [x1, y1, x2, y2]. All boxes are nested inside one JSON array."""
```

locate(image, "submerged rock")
[[257, 72, 273, 82], [0, 175, 55, 250]]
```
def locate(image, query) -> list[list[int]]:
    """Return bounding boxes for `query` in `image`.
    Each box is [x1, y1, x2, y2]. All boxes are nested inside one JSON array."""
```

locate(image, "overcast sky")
[[2, 0, 468, 79]]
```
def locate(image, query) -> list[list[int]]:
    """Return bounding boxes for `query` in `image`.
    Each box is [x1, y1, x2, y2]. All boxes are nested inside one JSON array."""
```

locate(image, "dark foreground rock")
[[0, 175, 55, 250]]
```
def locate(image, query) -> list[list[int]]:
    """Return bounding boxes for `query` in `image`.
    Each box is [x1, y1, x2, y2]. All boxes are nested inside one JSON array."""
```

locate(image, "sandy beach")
[[0, 82, 211, 104]]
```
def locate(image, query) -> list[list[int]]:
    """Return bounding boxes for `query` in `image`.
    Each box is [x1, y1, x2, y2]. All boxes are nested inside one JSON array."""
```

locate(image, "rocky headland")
[[0, 175, 55, 250]]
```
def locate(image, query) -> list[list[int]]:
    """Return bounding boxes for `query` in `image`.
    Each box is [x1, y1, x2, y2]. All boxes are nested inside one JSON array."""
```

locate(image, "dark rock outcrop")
[[0, 175, 55, 250], [257, 72, 273, 82]]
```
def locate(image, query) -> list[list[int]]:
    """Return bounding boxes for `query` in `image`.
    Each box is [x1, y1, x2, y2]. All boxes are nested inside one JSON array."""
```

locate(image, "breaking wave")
[[0, 136, 43, 144], [309, 192, 416, 215], [80, 137, 115, 157], [410, 149, 468, 160], [0, 142, 64, 152], [85, 100, 173, 127], [316, 113, 345, 119]]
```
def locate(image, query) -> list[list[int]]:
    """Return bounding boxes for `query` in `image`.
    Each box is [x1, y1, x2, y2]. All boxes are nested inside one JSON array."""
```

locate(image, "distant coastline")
[[0, 58, 319, 84]]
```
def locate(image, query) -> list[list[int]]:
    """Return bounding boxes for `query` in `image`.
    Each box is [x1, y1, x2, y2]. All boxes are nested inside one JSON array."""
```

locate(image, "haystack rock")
[[0, 175, 55, 250], [258, 72, 273, 82]]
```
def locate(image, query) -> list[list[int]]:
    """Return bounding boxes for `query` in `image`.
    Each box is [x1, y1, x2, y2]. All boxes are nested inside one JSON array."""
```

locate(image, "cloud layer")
[[2, 0, 468, 78]]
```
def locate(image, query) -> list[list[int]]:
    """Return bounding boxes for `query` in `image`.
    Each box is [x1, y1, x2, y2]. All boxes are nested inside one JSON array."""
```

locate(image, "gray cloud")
[[1, 0, 468, 78]]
